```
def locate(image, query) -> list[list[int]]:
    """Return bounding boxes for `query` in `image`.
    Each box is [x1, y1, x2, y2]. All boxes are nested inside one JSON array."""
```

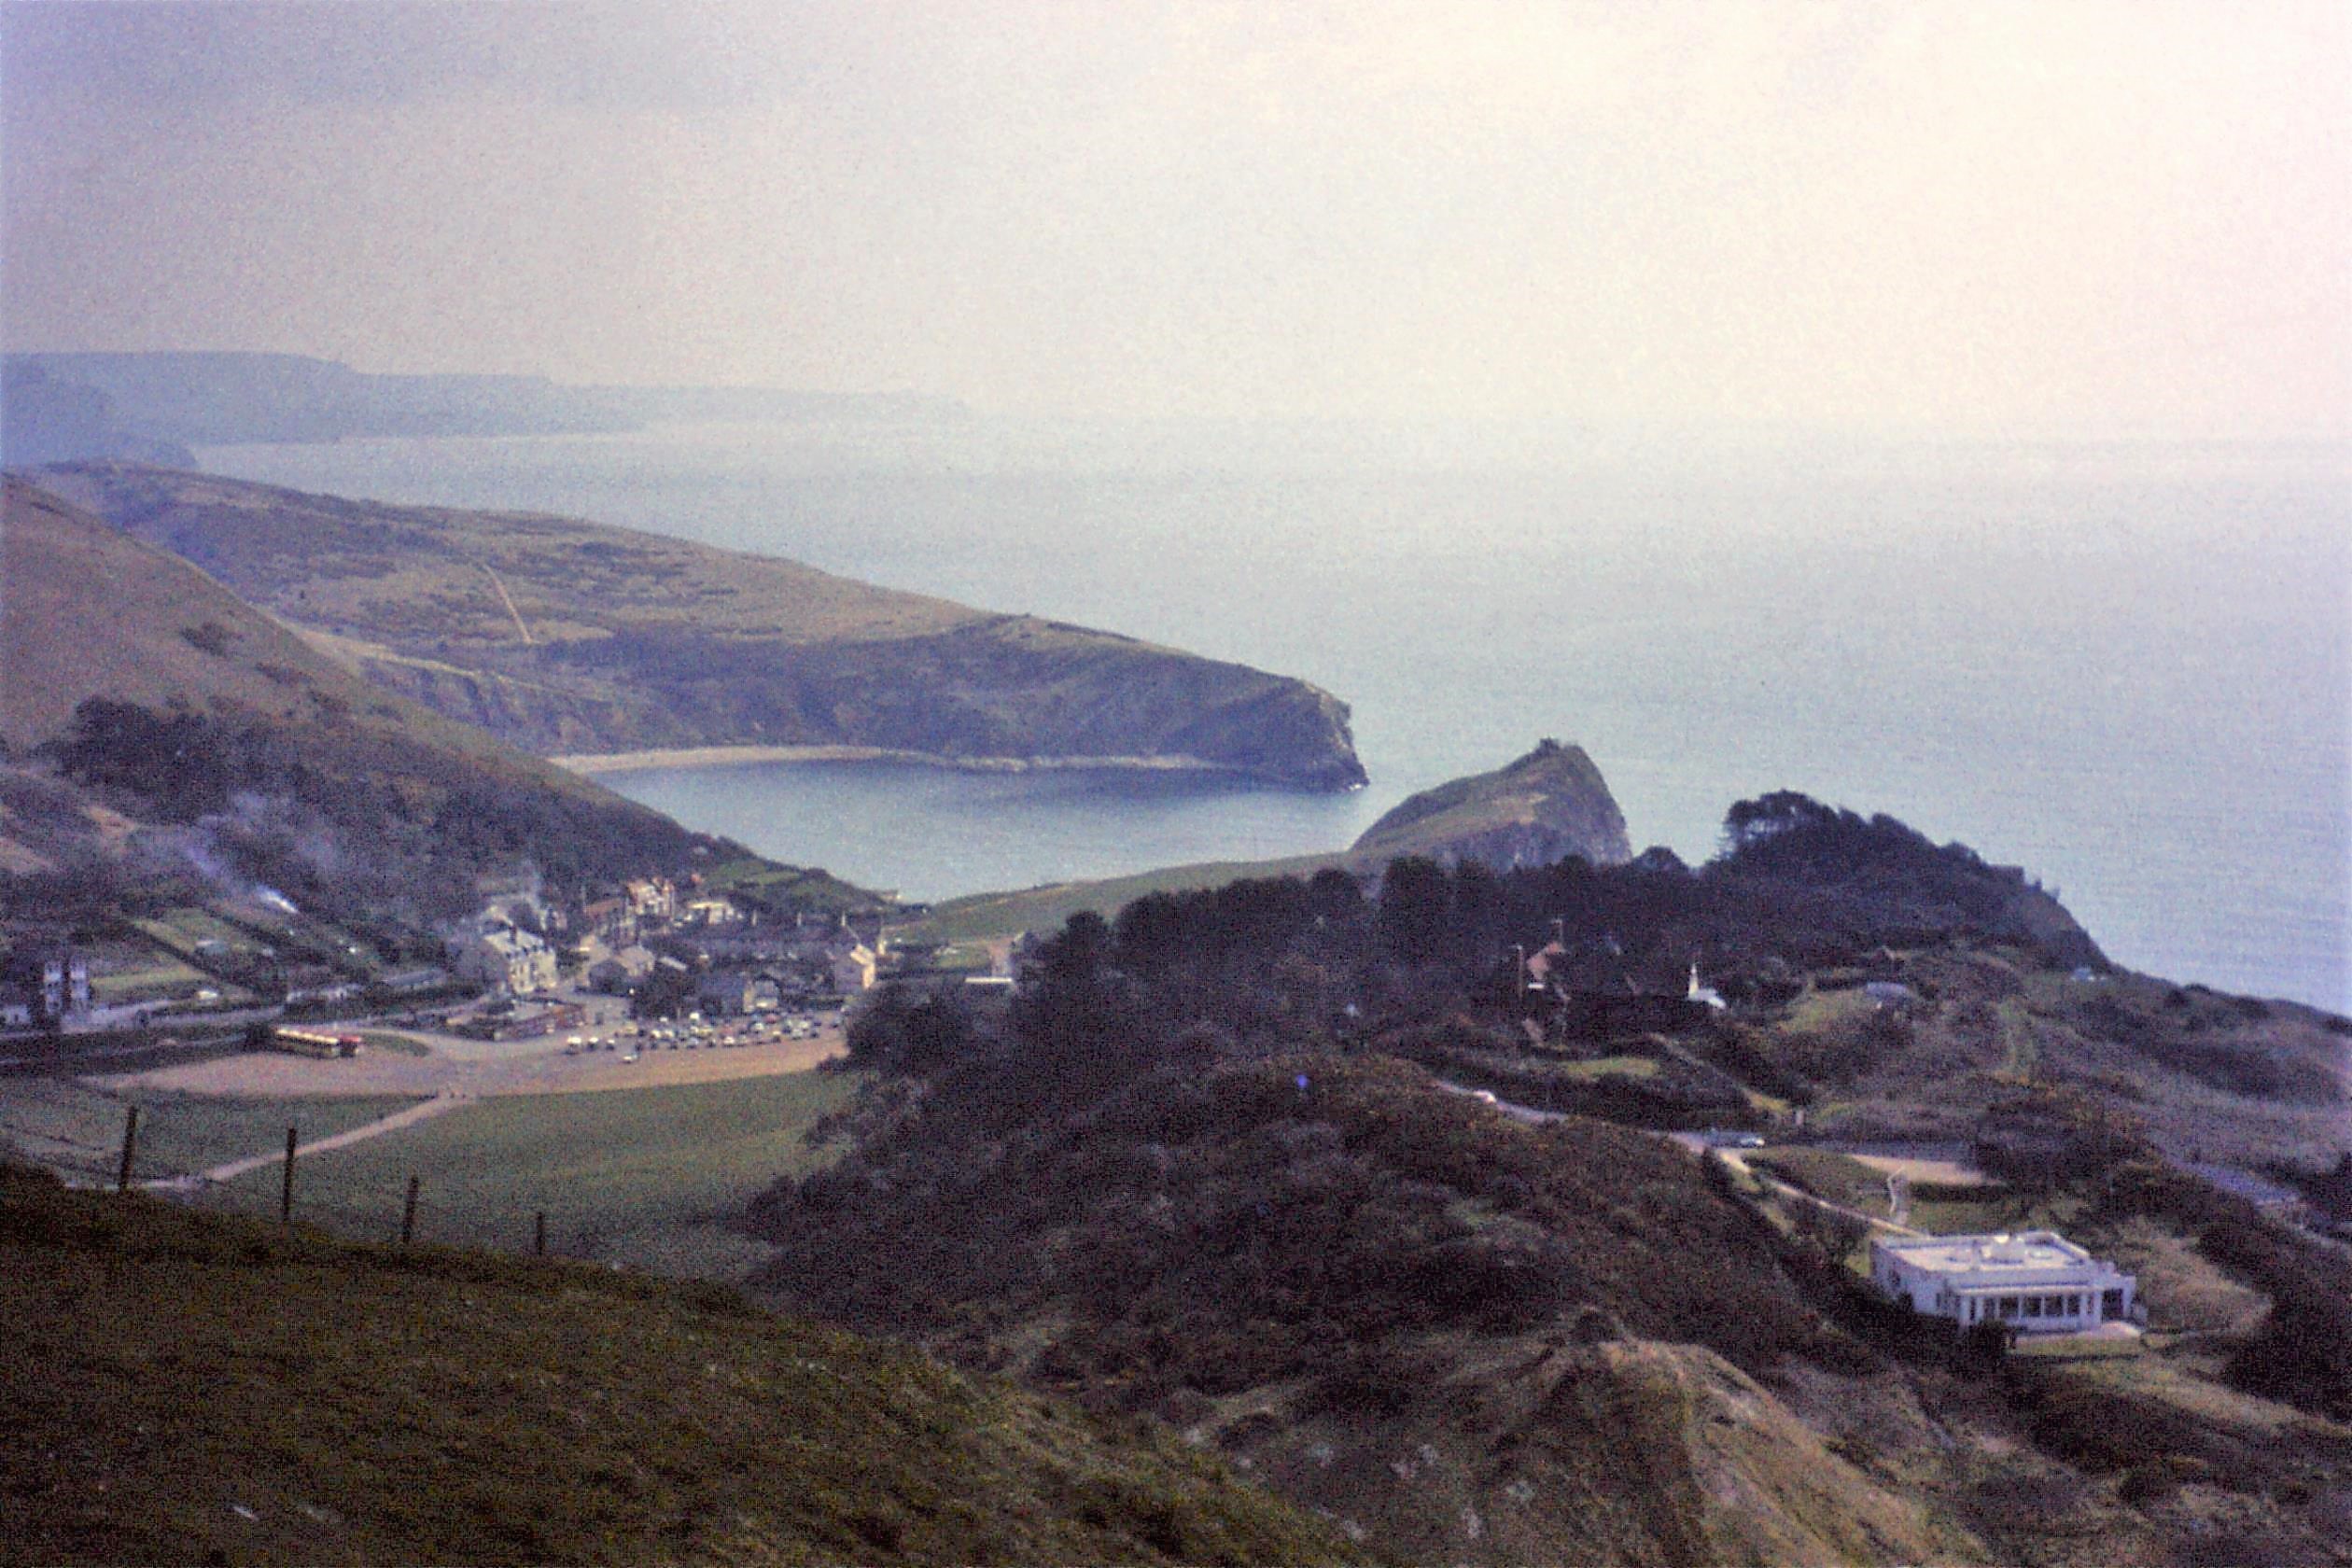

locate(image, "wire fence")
[[33, 1102, 612, 1264]]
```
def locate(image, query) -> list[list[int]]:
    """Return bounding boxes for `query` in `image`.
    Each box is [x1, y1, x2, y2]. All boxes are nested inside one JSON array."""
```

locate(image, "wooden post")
[[534, 1211, 547, 1257], [117, 1105, 140, 1192], [280, 1127, 299, 1225], [400, 1175, 420, 1246]]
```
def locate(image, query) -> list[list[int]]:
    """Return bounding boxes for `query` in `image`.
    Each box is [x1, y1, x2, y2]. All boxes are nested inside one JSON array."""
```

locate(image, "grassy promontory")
[[38, 463, 1368, 791]]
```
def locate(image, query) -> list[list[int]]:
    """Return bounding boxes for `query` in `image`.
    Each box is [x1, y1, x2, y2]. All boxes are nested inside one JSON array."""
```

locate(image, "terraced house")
[[1870, 1231, 2137, 1332]]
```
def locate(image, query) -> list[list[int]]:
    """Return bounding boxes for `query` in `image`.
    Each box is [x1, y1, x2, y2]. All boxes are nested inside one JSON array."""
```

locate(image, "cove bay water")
[[198, 421, 2349, 1014]]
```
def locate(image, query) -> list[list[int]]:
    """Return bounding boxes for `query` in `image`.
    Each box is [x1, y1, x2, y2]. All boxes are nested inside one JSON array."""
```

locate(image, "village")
[[3, 866, 2309, 1364], [0, 866, 1011, 1093]]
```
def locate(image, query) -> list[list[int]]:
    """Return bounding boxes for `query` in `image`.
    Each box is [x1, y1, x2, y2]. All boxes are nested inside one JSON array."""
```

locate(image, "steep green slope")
[[36, 463, 1367, 790], [0, 1164, 1367, 1567]]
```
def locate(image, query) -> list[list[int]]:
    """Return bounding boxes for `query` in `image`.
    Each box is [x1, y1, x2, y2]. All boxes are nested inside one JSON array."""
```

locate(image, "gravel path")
[[181, 1092, 474, 1183]]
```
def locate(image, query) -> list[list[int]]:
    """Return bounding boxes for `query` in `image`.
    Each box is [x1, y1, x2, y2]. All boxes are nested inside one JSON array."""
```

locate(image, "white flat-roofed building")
[[1870, 1231, 2136, 1332]]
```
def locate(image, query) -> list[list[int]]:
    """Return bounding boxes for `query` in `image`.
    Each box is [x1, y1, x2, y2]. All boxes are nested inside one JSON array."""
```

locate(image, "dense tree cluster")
[[39, 697, 727, 923]]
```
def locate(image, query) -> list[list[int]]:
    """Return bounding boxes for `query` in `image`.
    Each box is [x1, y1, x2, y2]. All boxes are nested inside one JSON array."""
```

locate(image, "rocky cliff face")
[[38, 464, 1367, 791], [1351, 738, 1631, 870]]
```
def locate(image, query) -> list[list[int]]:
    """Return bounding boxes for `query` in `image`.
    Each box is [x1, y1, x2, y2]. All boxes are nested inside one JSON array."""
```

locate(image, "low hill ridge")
[[36, 463, 1368, 791]]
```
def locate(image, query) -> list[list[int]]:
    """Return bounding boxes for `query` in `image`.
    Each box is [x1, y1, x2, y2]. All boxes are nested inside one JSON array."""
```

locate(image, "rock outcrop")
[[1350, 737, 1631, 870]]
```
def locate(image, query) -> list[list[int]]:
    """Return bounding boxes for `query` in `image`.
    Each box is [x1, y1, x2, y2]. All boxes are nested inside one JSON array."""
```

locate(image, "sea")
[[195, 417, 2351, 1015]]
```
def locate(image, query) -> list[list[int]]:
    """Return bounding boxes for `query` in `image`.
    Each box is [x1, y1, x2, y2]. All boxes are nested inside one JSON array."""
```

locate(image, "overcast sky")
[[4, 1, 2345, 435]]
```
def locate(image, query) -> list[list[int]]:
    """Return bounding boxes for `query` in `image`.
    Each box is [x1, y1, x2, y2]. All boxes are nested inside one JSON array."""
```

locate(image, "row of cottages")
[[685, 941, 881, 1015], [696, 970, 780, 1015], [580, 878, 732, 947], [1870, 1232, 2137, 1332], [587, 945, 658, 995]]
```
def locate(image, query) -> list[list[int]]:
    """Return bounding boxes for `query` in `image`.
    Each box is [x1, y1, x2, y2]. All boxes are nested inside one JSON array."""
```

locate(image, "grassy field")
[[201, 1070, 861, 1279], [133, 905, 256, 959], [89, 958, 207, 1002], [1556, 1053, 1662, 1080], [903, 851, 1344, 944], [0, 1078, 418, 1185]]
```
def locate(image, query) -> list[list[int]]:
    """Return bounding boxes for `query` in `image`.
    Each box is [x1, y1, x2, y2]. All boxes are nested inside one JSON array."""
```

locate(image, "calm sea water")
[[197, 421, 2350, 1014]]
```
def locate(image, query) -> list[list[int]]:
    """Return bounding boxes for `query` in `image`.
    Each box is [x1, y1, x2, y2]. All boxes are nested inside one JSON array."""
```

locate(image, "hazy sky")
[[4, 1, 2345, 434]]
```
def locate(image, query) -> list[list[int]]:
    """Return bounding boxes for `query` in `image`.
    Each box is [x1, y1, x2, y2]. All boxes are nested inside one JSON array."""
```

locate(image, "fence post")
[[280, 1127, 299, 1225], [400, 1175, 420, 1245], [534, 1211, 547, 1257], [117, 1105, 140, 1192]]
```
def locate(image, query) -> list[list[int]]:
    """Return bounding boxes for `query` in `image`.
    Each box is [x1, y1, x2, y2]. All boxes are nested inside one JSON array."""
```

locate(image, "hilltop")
[[1350, 737, 1631, 870], [0, 477, 874, 931], [36, 463, 1367, 791], [0, 1162, 1367, 1567]]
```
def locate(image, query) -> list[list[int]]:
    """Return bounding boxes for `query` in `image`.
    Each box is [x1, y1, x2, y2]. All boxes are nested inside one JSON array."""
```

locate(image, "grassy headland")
[[37, 462, 1367, 791]]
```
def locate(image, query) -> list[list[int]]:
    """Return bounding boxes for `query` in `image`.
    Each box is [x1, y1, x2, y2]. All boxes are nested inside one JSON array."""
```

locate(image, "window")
[[2025, 1296, 2043, 1318], [1999, 1295, 2020, 1319]]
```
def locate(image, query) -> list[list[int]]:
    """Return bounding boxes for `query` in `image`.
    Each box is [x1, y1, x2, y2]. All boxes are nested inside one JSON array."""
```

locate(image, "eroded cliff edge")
[[37, 463, 1368, 791]]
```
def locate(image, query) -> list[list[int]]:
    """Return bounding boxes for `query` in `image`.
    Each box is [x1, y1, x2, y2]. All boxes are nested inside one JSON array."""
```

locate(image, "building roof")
[[477, 927, 545, 957], [1875, 1231, 2094, 1276]]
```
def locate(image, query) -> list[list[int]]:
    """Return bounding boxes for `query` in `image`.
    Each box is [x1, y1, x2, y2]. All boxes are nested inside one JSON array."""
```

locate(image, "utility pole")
[[116, 1106, 139, 1193]]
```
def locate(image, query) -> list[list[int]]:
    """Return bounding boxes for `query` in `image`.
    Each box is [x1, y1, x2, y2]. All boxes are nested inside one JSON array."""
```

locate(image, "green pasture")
[[202, 1069, 861, 1280], [1555, 1053, 1661, 1080], [0, 1078, 419, 1185]]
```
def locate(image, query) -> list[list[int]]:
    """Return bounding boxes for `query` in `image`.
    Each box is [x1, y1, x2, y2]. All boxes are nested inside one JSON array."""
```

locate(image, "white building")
[[1870, 1231, 2136, 1332], [830, 941, 880, 995], [449, 924, 559, 997]]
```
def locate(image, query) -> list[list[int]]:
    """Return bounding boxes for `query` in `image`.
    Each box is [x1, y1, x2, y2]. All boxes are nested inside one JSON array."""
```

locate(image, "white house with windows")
[[448, 923, 559, 997], [1869, 1231, 2136, 1333]]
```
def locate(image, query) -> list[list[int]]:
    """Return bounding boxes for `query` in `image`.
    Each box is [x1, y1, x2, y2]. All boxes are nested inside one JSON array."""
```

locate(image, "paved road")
[[1439, 1081, 1926, 1239]]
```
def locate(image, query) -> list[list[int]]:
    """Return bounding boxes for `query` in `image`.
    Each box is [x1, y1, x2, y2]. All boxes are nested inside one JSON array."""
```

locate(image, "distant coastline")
[[552, 744, 1248, 778]]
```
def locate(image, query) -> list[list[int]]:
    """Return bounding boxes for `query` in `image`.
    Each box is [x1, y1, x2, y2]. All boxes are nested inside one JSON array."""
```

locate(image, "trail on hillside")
[[175, 1091, 471, 1185]]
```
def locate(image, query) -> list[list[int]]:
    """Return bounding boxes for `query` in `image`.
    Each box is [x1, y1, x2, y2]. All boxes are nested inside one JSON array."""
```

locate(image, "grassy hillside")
[[0, 477, 877, 926], [0, 1163, 1369, 1567], [38, 463, 1366, 790], [754, 812, 2352, 1565], [196, 1072, 861, 1280]]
